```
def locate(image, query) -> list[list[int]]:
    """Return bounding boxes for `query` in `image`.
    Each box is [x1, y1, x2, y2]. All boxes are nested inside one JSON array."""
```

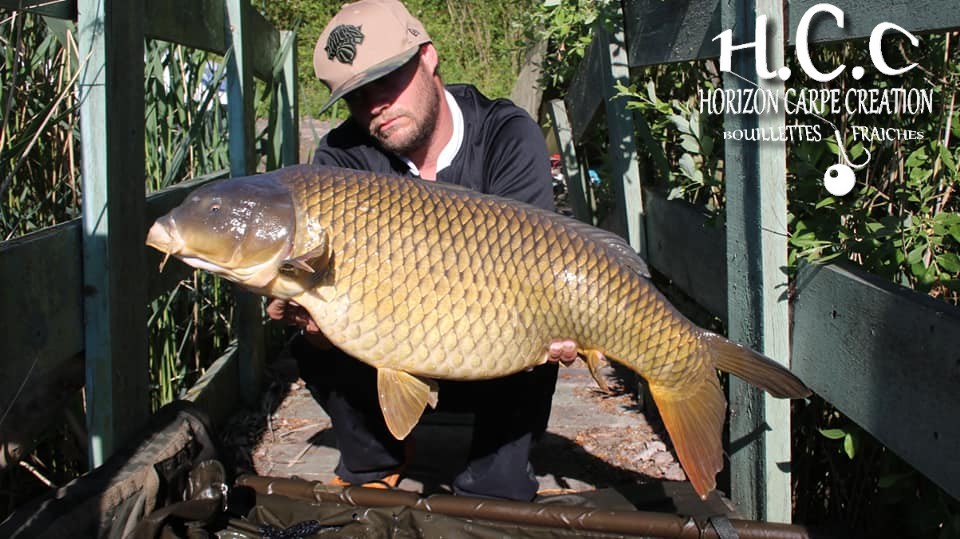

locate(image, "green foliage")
[[520, 0, 615, 93], [787, 34, 960, 301], [614, 64, 725, 213], [259, 0, 540, 119]]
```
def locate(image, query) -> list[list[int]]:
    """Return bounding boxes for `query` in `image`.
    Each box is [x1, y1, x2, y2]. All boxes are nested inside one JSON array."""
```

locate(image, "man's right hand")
[[266, 298, 332, 349]]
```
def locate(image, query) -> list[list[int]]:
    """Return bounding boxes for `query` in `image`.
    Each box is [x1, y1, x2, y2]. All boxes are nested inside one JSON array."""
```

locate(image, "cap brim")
[[318, 45, 421, 114]]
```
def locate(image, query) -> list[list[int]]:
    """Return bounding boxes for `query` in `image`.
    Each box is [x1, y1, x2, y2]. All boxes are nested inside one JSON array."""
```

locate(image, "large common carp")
[[146, 164, 810, 499]]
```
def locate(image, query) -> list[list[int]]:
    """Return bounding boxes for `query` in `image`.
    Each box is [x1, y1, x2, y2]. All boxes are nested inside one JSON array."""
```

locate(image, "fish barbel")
[[146, 164, 810, 498]]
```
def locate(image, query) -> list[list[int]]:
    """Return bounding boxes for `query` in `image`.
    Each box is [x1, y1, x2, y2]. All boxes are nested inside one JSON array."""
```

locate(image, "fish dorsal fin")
[[578, 225, 651, 278], [377, 368, 438, 440], [279, 230, 329, 284]]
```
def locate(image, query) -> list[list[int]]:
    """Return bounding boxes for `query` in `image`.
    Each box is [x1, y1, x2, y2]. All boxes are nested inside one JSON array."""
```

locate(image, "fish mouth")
[[146, 217, 185, 271]]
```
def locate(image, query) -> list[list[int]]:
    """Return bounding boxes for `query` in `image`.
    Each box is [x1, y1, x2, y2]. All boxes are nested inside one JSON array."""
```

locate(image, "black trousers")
[[292, 335, 559, 501]]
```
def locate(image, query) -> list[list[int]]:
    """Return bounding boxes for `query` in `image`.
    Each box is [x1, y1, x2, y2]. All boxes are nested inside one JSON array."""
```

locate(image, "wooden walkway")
[[228, 355, 697, 500]]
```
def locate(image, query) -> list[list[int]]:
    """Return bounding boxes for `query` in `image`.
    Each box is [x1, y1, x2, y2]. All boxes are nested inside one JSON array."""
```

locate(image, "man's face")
[[345, 50, 441, 156]]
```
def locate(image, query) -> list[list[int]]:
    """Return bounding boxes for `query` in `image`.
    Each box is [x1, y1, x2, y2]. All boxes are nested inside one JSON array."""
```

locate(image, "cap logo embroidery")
[[325, 24, 364, 65]]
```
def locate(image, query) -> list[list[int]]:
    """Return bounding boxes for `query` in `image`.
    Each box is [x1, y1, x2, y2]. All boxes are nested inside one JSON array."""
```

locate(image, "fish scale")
[[146, 164, 810, 499]]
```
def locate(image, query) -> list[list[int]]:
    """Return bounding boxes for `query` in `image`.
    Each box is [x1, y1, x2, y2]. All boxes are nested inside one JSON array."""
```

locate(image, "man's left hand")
[[545, 340, 578, 366]]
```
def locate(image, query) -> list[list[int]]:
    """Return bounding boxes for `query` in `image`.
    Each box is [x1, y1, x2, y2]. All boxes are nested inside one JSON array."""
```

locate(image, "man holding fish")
[[266, 0, 576, 501]]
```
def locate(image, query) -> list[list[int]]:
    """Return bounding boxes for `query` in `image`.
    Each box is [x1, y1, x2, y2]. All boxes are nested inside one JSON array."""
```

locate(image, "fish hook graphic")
[[824, 128, 871, 196]]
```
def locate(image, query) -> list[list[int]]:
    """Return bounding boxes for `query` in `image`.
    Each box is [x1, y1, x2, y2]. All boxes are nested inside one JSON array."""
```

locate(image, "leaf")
[[645, 80, 658, 104], [700, 134, 714, 156], [907, 245, 926, 265], [939, 143, 958, 178], [905, 147, 928, 168], [938, 253, 960, 274], [678, 153, 698, 180], [843, 432, 857, 459], [670, 114, 691, 134], [679, 134, 699, 153], [689, 109, 701, 137], [815, 196, 837, 209], [819, 428, 847, 440]]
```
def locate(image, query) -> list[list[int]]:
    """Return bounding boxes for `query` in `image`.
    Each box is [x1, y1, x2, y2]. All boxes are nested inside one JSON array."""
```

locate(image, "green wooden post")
[[597, 13, 646, 258], [722, 0, 793, 523], [279, 30, 300, 166], [547, 99, 592, 224], [225, 0, 265, 405], [77, 0, 149, 467]]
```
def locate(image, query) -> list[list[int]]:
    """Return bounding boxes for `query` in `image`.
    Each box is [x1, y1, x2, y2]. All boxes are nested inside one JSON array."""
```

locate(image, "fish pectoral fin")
[[280, 231, 330, 282], [579, 348, 610, 392], [648, 376, 726, 500], [377, 368, 438, 440]]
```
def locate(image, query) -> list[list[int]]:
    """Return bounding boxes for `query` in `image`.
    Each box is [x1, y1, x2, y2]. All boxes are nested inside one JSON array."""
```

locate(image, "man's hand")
[[545, 339, 579, 366], [266, 298, 332, 349]]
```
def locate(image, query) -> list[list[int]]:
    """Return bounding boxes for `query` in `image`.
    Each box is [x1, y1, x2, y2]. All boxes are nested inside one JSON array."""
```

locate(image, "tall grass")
[[1, 12, 81, 239], [140, 39, 237, 412]]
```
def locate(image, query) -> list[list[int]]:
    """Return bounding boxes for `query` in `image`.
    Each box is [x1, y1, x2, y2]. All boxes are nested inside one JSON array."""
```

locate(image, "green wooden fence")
[[0, 0, 298, 470], [551, 0, 960, 523]]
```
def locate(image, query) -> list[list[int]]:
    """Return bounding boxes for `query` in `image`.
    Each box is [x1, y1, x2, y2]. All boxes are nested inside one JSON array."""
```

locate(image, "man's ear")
[[420, 43, 439, 75]]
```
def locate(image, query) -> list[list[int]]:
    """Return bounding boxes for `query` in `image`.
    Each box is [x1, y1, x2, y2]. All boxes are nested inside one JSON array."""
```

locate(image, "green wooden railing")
[[0, 0, 298, 470], [551, 0, 960, 523]]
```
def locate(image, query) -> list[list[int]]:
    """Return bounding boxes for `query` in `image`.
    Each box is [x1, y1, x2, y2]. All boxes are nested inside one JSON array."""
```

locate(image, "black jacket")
[[312, 84, 555, 211]]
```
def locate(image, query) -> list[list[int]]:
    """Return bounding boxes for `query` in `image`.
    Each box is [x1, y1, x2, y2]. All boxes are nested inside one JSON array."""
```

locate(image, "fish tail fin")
[[637, 332, 810, 500], [647, 375, 726, 500], [704, 334, 811, 399]]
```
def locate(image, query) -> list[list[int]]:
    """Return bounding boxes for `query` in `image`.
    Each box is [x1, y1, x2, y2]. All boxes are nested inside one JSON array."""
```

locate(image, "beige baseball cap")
[[314, 0, 431, 113]]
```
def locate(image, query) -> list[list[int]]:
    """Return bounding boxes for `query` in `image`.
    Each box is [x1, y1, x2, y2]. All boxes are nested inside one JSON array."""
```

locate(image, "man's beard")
[[373, 80, 440, 156]]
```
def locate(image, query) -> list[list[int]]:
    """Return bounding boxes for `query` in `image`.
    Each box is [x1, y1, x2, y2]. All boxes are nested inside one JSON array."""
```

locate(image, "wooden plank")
[[547, 99, 593, 224], [787, 0, 960, 45], [792, 263, 960, 501], [248, 6, 281, 83], [0, 0, 75, 18], [77, 0, 149, 467], [754, 0, 791, 522], [279, 29, 300, 166], [0, 223, 84, 384], [509, 39, 547, 120], [145, 0, 279, 83], [0, 170, 226, 470], [145, 0, 225, 54], [564, 31, 605, 141], [721, 0, 792, 522], [225, 0, 265, 406], [598, 14, 646, 256], [642, 188, 726, 320], [623, 0, 721, 66], [182, 343, 240, 430], [721, 1, 764, 519]]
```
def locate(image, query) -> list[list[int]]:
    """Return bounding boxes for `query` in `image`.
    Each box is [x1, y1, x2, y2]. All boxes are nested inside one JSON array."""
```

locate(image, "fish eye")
[[209, 200, 221, 214]]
